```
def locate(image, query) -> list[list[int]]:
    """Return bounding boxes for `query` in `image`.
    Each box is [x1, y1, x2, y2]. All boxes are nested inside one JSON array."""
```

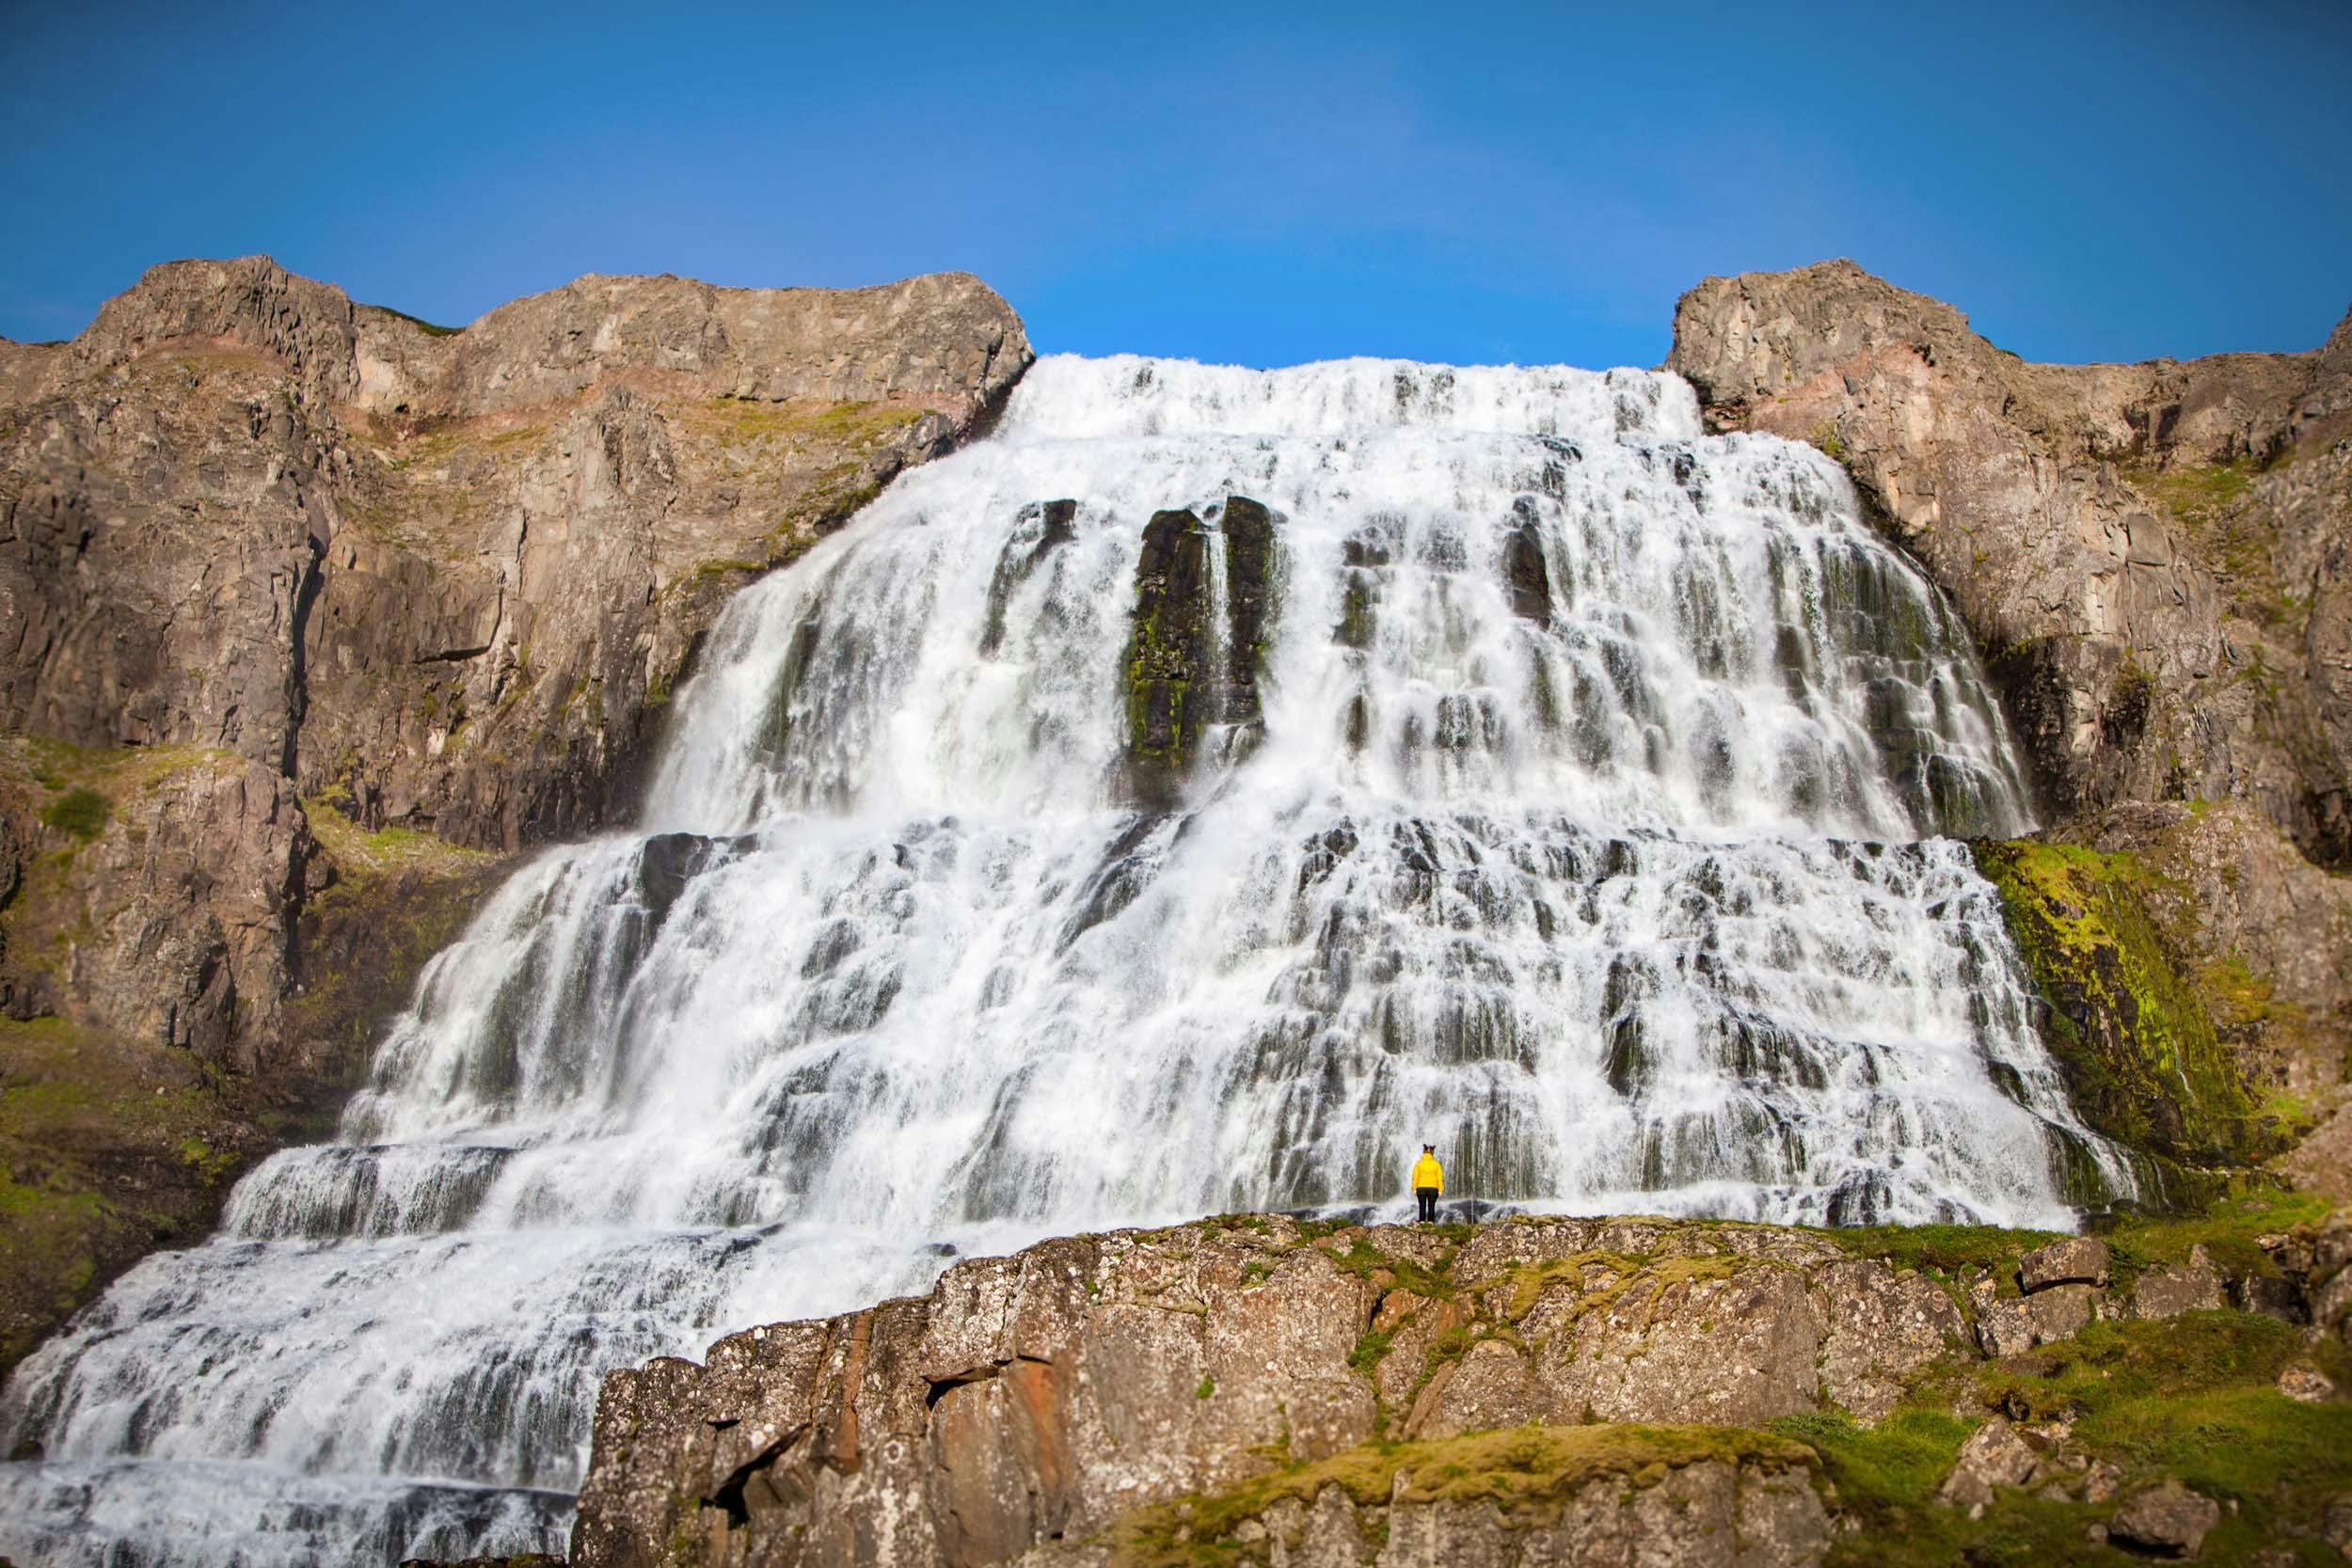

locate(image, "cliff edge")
[[0, 258, 1032, 1370], [1668, 261, 2352, 1202], [570, 1204, 2352, 1567]]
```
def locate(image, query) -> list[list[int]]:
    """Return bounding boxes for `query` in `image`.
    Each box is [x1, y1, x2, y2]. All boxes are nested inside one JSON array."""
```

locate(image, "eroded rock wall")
[[0, 256, 1032, 1372], [572, 1208, 2352, 1567], [1666, 259, 2352, 862], [1667, 261, 2352, 1197]]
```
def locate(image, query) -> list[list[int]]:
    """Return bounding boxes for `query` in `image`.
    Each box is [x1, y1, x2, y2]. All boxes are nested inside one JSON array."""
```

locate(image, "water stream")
[[0, 355, 2132, 1564]]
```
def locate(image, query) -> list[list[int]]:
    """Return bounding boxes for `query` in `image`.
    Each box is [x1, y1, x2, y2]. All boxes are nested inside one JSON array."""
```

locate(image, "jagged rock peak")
[[1664, 256, 2352, 867], [45, 254, 1033, 420]]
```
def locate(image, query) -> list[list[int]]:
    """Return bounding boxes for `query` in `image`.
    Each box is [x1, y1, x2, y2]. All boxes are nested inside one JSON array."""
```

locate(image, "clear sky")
[[4, 1, 2347, 370]]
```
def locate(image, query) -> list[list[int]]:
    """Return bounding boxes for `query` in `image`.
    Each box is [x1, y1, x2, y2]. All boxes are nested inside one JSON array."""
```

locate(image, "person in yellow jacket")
[[1411, 1145, 1443, 1223]]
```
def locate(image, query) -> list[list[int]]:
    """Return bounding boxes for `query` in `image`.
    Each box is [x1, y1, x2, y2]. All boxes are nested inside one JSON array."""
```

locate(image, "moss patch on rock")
[[0, 1014, 252, 1376], [285, 802, 507, 1140], [1783, 1305, 2352, 1568], [1973, 838, 2272, 1177], [1116, 1422, 1818, 1567]]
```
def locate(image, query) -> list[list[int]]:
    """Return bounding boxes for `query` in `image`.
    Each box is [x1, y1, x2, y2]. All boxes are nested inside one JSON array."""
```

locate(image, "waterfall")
[[0, 354, 2133, 1565]]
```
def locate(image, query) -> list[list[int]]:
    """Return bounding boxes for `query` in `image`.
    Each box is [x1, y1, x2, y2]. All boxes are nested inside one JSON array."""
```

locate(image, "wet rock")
[[2018, 1236, 2110, 1291], [1502, 511, 1552, 627], [1217, 495, 1280, 729], [1121, 508, 1214, 806], [978, 499, 1080, 657], [2108, 1480, 2222, 1559]]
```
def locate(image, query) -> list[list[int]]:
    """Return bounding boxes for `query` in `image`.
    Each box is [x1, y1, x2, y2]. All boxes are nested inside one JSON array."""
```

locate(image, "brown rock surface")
[[568, 1215, 1990, 1566], [1668, 261, 2352, 1196], [1668, 261, 2352, 865], [2018, 1236, 2110, 1291], [574, 1206, 2352, 1566], [0, 256, 1031, 1373], [2109, 1479, 2223, 1558], [1, 256, 1030, 851]]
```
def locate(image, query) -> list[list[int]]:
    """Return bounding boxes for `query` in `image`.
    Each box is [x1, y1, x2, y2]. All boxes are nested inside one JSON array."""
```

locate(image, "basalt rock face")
[[1667, 260, 2352, 865], [573, 1208, 2352, 1567], [0, 257, 1029, 1370], [569, 1215, 1934, 1567]]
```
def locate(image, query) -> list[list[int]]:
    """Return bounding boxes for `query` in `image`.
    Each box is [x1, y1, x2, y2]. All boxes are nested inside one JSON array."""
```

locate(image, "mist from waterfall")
[[0, 354, 2134, 1565]]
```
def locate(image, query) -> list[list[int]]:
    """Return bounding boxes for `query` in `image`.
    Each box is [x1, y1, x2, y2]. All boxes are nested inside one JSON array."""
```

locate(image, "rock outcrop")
[[0, 257, 1032, 1371], [3, 256, 1029, 847], [575, 1203, 2352, 1566], [1668, 261, 2352, 1198], [1667, 260, 2352, 864]]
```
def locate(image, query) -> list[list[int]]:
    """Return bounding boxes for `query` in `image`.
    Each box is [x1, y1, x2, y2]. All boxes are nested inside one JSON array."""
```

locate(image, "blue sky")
[[4, 1, 2347, 369]]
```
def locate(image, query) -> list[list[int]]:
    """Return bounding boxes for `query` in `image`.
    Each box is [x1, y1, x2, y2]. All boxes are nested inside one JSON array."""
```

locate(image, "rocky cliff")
[[1667, 262, 2352, 1202], [1667, 260, 2352, 862], [571, 1203, 2352, 1567], [0, 257, 1031, 1370]]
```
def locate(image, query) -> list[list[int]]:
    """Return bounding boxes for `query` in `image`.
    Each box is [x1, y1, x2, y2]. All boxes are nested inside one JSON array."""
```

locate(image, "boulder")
[[2277, 1362, 2339, 1403], [1973, 1280, 2098, 1357], [1935, 1416, 2040, 1513], [1812, 1259, 1970, 1420], [2018, 1237, 2111, 1291], [2108, 1480, 2223, 1559], [2130, 1246, 2227, 1320]]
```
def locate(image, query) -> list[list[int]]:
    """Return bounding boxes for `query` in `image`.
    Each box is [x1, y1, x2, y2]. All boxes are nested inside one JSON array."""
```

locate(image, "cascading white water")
[[0, 354, 2135, 1565]]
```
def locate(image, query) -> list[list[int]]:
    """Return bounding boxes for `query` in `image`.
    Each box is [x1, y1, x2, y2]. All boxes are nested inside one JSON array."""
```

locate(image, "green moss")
[[361, 303, 464, 336], [1196, 1376, 1216, 1401], [1973, 839, 2270, 1172], [2102, 1188, 2330, 1289], [284, 804, 507, 1133], [1820, 1222, 2066, 1281], [2124, 459, 2314, 629], [1321, 1235, 1457, 1302], [2125, 459, 2253, 531], [0, 1015, 250, 1370], [1115, 1423, 1818, 1567], [39, 786, 109, 841], [1778, 1292, 2352, 1567]]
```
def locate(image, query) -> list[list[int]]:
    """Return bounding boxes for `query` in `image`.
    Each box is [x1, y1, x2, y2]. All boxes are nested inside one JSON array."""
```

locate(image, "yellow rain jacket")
[[1411, 1152, 1444, 1194]]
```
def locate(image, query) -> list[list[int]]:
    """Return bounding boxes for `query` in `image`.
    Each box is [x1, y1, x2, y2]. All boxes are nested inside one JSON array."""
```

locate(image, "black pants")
[[1416, 1187, 1439, 1222]]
